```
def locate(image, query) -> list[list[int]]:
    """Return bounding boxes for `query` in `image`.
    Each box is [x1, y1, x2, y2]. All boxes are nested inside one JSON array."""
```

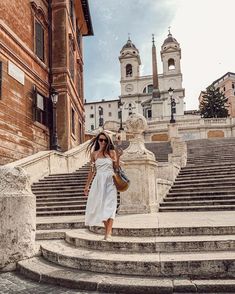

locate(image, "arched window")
[[126, 64, 132, 77], [143, 84, 153, 94], [168, 58, 175, 70]]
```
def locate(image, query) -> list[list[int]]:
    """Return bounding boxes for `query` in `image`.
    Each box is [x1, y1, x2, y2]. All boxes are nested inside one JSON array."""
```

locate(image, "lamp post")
[[118, 100, 124, 131], [51, 88, 61, 151], [98, 106, 104, 128], [168, 87, 176, 123]]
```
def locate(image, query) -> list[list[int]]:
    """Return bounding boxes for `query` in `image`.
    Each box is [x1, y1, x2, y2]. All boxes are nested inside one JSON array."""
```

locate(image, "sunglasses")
[[98, 138, 108, 143]]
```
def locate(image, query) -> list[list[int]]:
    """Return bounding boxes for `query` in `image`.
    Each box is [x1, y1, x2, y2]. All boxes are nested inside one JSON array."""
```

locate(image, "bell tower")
[[161, 29, 182, 76], [119, 36, 141, 96]]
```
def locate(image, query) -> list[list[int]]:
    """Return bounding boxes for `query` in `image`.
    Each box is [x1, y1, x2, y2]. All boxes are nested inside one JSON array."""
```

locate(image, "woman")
[[84, 132, 122, 241]]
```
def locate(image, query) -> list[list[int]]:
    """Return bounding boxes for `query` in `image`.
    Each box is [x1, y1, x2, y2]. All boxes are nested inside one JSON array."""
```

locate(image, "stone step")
[[36, 200, 87, 207], [168, 190, 235, 197], [36, 197, 87, 202], [164, 195, 235, 202], [160, 199, 235, 207], [47, 172, 89, 177], [172, 181, 235, 188], [175, 176, 235, 184], [36, 209, 86, 216], [65, 229, 235, 253], [179, 168, 235, 175], [159, 205, 235, 212], [32, 188, 84, 193], [178, 171, 235, 178], [37, 204, 86, 212], [89, 224, 235, 237], [36, 192, 85, 198], [181, 163, 235, 171], [40, 240, 235, 278], [18, 257, 235, 293], [36, 229, 68, 240], [170, 186, 235, 193], [38, 179, 88, 184], [33, 183, 86, 188], [36, 221, 85, 231]]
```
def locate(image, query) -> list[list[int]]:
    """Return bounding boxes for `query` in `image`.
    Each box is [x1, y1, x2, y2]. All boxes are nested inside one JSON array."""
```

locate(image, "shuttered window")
[[35, 21, 44, 61], [33, 90, 51, 127]]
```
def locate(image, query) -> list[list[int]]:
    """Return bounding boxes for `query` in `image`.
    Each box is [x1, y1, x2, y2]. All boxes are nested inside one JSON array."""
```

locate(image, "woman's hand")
[[116, 147, 123, 157], [84, 185, 89, 197]]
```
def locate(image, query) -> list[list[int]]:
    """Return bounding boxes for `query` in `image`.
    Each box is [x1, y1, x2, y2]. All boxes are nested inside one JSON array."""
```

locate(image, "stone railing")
[[5, 140, 90, 183]]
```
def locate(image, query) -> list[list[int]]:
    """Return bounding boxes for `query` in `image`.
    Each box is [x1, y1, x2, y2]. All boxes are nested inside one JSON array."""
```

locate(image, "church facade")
[[85, 32, 185, 132]]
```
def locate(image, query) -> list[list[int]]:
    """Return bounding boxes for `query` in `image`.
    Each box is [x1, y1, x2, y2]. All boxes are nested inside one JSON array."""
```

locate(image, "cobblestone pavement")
[[0, 272, 100, 294]]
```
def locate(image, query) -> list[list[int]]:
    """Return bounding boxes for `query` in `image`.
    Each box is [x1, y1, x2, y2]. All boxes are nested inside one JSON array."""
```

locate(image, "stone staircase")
[[119, 141, 172, 162], [32, 141, 172, 217], [159, 138, 235, 212], [18, 213, 235, 293], [32, 164, 93, 217]]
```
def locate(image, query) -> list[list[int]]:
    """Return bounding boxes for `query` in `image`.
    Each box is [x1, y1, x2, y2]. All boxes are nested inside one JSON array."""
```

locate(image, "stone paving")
[[0, 272, 100, 294]]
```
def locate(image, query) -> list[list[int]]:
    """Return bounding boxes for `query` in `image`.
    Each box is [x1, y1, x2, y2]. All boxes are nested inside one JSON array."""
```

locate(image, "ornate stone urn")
[[118, 114, 158, 214]]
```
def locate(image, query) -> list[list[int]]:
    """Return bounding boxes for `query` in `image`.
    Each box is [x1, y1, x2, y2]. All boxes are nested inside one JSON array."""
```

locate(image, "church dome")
[[122, 38, 138, 51], [163, 32, 178, 45]]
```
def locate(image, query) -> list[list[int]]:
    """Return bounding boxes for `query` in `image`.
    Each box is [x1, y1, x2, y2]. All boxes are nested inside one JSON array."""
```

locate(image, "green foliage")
[[200, 84, 229, 118]]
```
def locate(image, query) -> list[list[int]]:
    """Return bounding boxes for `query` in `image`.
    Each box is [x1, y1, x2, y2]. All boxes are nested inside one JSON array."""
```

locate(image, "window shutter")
[[45, 97, 53, 129], [32, 88, 37, 121], [35, 21, 44, 61]]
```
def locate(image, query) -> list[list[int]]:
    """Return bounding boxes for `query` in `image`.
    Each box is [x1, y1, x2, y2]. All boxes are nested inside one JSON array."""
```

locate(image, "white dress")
[[85, 157, 117, 226]]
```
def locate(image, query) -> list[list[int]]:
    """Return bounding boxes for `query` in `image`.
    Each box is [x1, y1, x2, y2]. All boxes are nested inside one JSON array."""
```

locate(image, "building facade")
[[0, 0, 93, 165], [199, 72, 235, 117], [84, 99, 120, 132], [84, 32, 185, 132]]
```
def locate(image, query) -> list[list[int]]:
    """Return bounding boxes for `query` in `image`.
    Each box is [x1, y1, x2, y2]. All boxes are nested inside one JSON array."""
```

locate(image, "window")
[[168, 58, 175, 70], [79, 121, 82, 143], [126, 64, 132, 77], [35, 21, 44, 61], [69, 0, 74, 27], [90, 106, 93, 109], [232, 83, 235, 89], [223, 86, 226, 91], [147, 109, 152, 118], [71, 108, 75, 135], [91, 124, 94, 131], [90, 114, 94, 118], [143, 84, 153, 94], [69, 39, 74, 80], [76, 19, 81, 48], [108, 104, 111, 108], [33, 91, 49, 126], [108, 112, 112, 117], [118, 111, 121, 119]]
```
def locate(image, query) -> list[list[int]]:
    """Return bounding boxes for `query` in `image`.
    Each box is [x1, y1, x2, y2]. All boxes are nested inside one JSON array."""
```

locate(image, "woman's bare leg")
[[103, 220, 108, 239], [106, 218, 113, 236]]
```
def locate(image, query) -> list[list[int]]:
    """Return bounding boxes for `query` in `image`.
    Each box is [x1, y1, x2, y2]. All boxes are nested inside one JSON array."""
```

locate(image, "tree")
[[200, 85, 229, 118]]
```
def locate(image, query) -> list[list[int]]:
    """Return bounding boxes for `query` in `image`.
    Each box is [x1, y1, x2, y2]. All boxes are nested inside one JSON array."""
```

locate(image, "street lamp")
[[51, 88, 61, 151], [168, 87, 176, 123], [98, 106, 104, 127], [118, 100, 124, 131]]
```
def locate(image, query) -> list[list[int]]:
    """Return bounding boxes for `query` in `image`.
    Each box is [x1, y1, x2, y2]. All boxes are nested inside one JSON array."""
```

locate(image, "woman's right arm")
[[84, 152, 96, 197]]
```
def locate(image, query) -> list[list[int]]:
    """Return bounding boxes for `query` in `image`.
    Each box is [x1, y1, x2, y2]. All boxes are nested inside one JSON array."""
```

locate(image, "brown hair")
[[86, 132, 115, 157]]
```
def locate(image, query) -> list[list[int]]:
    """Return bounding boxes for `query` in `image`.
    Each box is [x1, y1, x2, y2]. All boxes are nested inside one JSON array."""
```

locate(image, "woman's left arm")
[[110, 148, 122, 171]]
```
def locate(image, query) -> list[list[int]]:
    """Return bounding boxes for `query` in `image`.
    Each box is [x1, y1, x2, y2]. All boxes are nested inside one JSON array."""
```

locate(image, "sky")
[[84, 0, 235, 110]]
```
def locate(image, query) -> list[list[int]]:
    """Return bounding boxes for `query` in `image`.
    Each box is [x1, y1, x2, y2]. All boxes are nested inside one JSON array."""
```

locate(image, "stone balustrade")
[[5, 140, 90, 184]]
